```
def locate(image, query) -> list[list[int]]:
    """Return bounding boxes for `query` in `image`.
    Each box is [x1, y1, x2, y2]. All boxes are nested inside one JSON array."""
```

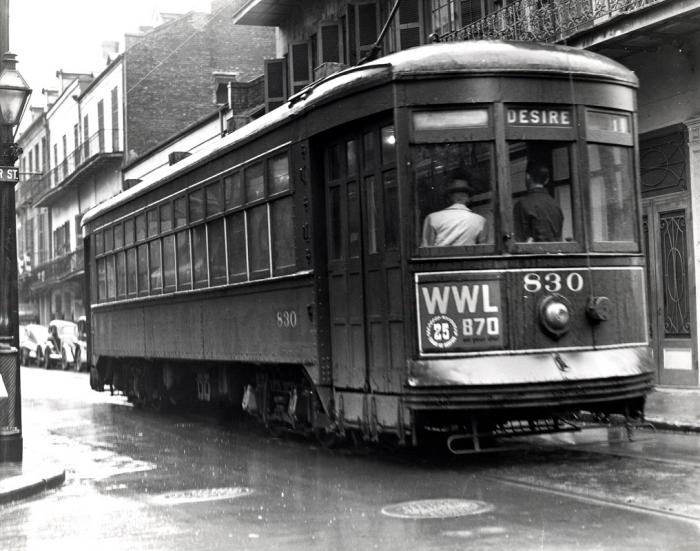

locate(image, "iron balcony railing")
[[16, 172, 48, 207], [48, 128, 121, 190], [441, 0, 665, 43], [32, 247, 84, 286]]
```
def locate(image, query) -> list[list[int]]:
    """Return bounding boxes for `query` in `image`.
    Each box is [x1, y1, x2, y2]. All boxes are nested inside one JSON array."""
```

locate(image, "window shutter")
[[290, 41, 311, 94], [398, 0, 423, 50], [319, 23, 341, 64], [264, 58, 287, 113], [346, 5, 357, 65], [356, 2, 378, 60], [461, 0, 482, 26]]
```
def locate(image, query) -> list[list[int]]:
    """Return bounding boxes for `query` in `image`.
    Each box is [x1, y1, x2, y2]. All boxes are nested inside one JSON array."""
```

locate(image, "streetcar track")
[[484, 474, 700, 524]]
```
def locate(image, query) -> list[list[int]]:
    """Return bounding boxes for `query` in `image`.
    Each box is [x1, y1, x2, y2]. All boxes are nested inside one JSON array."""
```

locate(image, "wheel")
[[60, 349, 69, 370], [43, 349, 51, 369]]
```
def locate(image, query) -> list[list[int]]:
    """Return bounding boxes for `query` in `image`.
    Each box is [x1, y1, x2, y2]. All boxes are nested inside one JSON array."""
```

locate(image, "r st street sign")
[[0, 166, 18, 183]]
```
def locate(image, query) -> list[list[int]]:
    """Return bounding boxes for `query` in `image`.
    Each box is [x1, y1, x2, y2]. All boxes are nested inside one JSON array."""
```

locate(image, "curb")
[[646, 417, 700, 434], [0, 469, 66, 505]]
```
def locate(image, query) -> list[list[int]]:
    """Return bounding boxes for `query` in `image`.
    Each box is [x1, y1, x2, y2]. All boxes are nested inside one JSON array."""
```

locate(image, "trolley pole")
[[0, 0, 30, 462]]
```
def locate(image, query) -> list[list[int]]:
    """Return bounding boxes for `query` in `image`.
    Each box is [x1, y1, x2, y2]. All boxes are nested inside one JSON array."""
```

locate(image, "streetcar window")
[[174, 197, 187, 228], [176, 230, 191, 290], [189, 189, 205, 222], [97, 258, 106, 302], [348, 181, 361, 258], [346, 140, 357, 175], [207, 219, 227, 284], [104, 227, 114, 252], [116, 251, 126, 299], [363, 132, 375, 170], [192, 225, 208, 288], [366, 175, 378, 254], [381, 126, 395, 164], [95, 231, 104, 255], [147, 208, 158, 237], [106, 256, 116, 300], [124, 218, 135, 245], [329, 143, 342, 179], [246, 162, 264, 202], [586, 111, 631, 134], [135, 213, 146, 242], [162, 235, 176, 291], [415, 142, 495, 250], [224, 173, 243, 209], [160, 203, 173, 232], [268, 153, 290, 195], [510, 142, 573, 245], [247, 204, 270, 278], [126, 248, 137, 297], [271, 197, 295, 272], [328, 186, 343, 260], [137, 244, 149, 295], [384, 169, 399, 250], [226, 212, 247, 281], [587, 144, 637, 244], [149, 240, 162, 292], [114, 223, 124, 249], [206, 182, 223, 216]]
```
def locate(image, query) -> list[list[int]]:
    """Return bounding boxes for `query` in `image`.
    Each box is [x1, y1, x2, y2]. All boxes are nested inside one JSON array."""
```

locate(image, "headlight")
[[539, 294, 571, 338]]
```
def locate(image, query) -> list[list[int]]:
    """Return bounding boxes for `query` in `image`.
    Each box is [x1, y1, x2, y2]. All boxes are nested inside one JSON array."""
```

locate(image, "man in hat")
[[421, 177, 488, 247], [513, 162, 563, 242]]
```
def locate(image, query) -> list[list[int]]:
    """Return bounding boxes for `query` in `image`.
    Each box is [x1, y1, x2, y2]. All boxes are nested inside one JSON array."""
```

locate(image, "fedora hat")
[[446, 178, 470, 194]]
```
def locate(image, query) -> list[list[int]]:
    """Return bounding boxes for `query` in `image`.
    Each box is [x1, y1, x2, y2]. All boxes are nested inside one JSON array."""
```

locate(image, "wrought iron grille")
[[659, 210, 690, 338], [640, 127, 688, 197], [441, 0, 665, 43]]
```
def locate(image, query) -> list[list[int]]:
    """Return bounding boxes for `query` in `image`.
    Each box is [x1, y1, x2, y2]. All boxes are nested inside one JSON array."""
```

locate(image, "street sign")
[[0, 166, 18, 183]]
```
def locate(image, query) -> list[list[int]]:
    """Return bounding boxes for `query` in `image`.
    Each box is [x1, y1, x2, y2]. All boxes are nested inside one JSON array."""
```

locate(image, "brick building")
[[233, 0, 700, 387], [17, 2, 275, 325]]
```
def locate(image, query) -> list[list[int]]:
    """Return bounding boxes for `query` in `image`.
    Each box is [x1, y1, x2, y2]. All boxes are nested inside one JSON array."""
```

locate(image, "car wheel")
[[36, 347, 42, 367], [43, 349, 51, 369], [73, 347, 81, 371], [61, 349, 69, 371], [20, 349, 29, 366]]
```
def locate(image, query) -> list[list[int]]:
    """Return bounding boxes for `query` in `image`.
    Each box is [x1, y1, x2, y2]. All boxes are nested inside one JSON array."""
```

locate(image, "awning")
[[232, 0, 301, 27]]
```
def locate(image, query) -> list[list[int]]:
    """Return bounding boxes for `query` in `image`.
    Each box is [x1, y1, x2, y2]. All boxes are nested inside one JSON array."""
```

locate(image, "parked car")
[[41, 320, 87, 371], [19, 323, 49, 366]]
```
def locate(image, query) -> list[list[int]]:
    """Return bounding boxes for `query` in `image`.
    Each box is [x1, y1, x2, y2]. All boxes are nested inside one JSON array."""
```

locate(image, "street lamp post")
[[0, 51, 31, 463]]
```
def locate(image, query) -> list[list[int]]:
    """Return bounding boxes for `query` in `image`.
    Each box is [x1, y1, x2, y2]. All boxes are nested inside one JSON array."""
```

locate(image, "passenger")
[[513, 162, 563, 242], [421, 177, 488, 247]]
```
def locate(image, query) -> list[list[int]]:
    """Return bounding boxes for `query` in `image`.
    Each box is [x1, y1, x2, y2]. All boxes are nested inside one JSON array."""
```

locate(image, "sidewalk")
[[0, 434, 65, 505], [644, 386, 700, 433]]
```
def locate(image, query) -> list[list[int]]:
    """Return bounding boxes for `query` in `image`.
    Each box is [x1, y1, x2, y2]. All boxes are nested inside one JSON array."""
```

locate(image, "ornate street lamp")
[[0, 51, 31, 463]]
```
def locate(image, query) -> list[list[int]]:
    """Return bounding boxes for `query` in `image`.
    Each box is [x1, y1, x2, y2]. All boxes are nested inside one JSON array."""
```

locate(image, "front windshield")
[[415, 142, 495, 249], [509, 141, 573, 244]]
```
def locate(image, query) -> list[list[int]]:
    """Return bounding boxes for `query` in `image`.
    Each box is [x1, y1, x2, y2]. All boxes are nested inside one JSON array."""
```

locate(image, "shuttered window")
[[347, 2, 378, 64], [319, 23, 341, 64], [461, 0, 482, 26], [290, 42, 311, 94], [264, 58, 287, 112], [398, 0, 423, 50]]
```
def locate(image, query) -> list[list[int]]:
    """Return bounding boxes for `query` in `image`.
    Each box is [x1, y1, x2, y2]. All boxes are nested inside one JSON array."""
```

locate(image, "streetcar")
[[82, 40, 653, 452]]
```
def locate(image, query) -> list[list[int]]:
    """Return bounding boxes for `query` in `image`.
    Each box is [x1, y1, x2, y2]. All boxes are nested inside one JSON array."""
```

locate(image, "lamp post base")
[[0, 429, 22, 462]]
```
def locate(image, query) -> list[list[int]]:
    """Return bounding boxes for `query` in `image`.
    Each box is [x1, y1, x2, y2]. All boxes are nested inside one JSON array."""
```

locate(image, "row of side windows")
[[93, 152, 296, 303]]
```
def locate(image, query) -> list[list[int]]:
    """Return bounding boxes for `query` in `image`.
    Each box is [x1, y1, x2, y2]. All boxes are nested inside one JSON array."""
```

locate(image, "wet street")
[[1, 367, 699, 550]]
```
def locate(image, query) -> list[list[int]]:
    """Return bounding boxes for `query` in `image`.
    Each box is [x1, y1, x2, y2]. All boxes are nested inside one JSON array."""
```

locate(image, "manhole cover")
[[152, 486, 253, 505], [381, 499, 493, 519]]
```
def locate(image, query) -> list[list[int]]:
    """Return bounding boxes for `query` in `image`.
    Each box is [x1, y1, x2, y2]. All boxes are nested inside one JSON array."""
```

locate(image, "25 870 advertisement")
[[416, 273, 504, 355]]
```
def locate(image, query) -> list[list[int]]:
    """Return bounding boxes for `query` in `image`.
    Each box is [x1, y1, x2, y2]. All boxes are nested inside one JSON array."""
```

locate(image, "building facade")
[[17, 3, 275, 325], [233, 0, 700, 387]]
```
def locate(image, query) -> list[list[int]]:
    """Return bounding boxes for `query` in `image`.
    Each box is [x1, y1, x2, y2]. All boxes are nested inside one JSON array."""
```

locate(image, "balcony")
[[31, 248, 84, 291], [16, 172, 50, 209], [441, 0, 666, 43], [35, 128, 123, 208]]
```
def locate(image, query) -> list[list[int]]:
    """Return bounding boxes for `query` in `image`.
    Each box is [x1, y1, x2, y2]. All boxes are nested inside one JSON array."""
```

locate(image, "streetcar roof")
[[82, 40, 637, 229]]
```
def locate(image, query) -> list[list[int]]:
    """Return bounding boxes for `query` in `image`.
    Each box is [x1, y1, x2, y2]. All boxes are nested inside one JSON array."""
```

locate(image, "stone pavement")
[[0, 386, 698, 505]]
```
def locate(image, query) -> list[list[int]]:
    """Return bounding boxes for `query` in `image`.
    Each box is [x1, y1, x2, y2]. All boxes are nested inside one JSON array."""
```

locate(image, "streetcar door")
[[323, 123, 404, 393], [643, 196, 696, 385]]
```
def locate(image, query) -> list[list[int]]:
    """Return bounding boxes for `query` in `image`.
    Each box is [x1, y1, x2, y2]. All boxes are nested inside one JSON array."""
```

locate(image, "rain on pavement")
[[1, 366, 699, 551]]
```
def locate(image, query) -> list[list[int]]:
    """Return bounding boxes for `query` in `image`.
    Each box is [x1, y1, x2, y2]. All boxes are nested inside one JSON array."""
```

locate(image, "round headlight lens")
[[539, 295, 571, 337]]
